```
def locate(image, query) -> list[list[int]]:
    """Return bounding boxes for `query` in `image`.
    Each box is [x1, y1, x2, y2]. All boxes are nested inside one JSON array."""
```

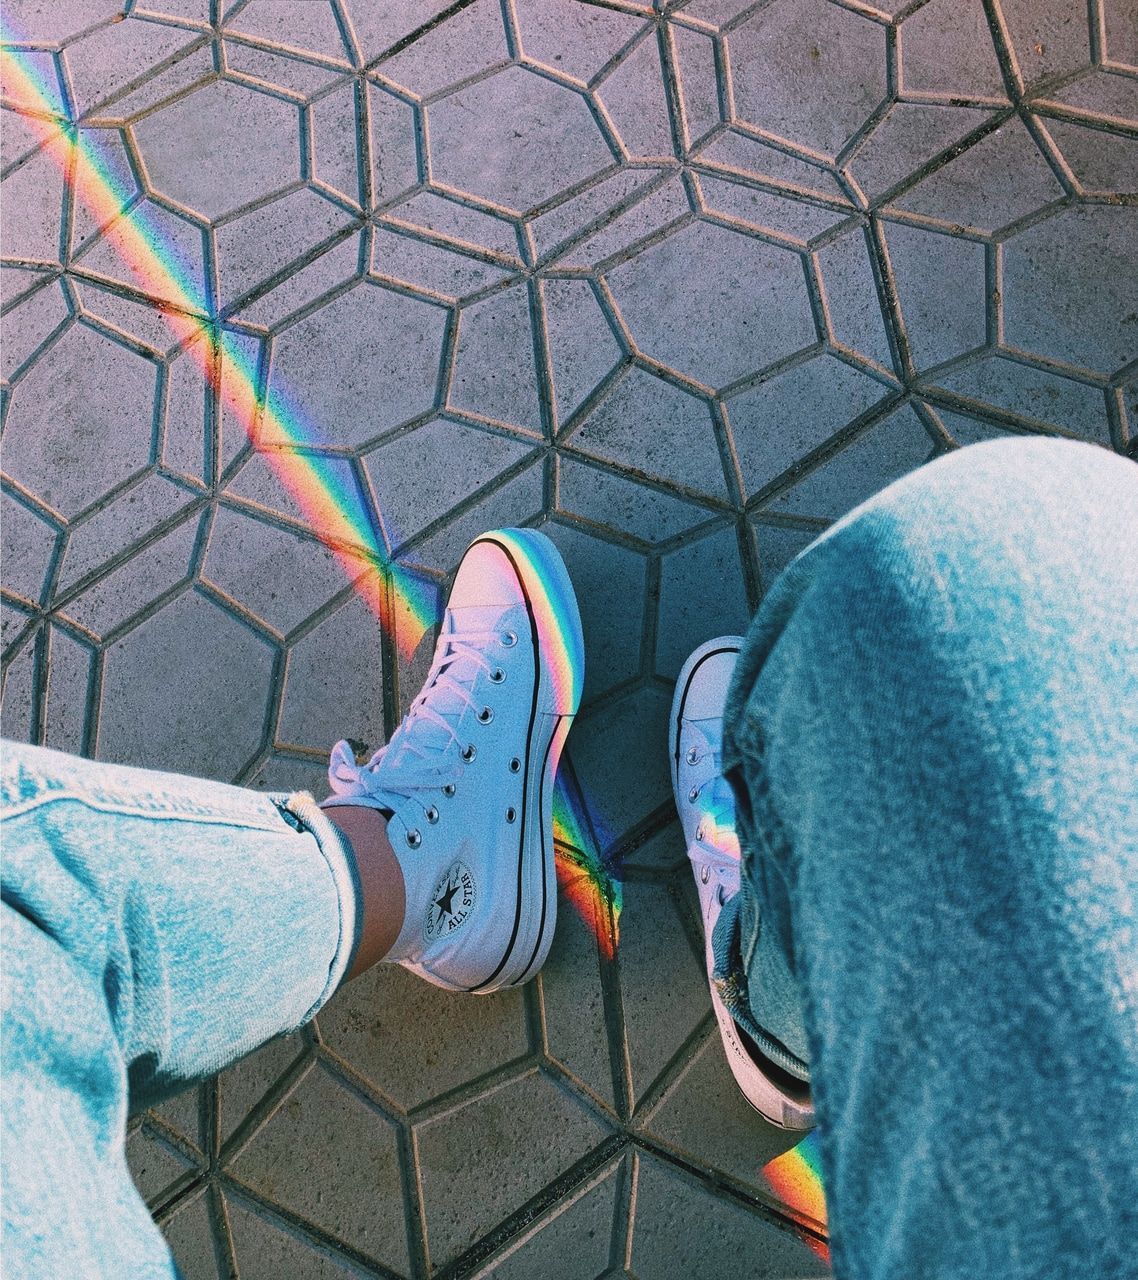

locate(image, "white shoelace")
[[328, 626, 505, 815]]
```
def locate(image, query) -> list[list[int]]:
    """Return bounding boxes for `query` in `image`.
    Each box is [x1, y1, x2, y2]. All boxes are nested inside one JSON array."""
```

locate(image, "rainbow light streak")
[[761, 1129, 829, 1260], [2, 35, 625, 960], [0, 34, 435, 658], [552, 764, 622, 961]]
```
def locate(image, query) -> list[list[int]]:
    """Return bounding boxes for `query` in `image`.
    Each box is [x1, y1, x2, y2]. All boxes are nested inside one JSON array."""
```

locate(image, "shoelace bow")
[[329, 627, 503, 814]]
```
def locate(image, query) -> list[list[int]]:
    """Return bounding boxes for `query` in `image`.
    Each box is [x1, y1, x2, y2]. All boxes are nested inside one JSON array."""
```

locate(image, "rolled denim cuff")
[[274, 790, 361, 1020]]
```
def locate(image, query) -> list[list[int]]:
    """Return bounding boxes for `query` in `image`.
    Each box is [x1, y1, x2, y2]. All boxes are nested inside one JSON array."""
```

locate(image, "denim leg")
[[1, 742, 360, 1278], [719, 438, 1138, 1278]]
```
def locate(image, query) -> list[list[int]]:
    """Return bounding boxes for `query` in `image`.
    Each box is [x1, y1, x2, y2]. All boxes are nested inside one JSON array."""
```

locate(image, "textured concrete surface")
[[2, 0, 1136, 1276]]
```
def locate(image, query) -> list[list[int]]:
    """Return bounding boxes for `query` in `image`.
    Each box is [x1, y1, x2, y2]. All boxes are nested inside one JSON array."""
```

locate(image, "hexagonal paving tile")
[[606, 221, 817, 390]]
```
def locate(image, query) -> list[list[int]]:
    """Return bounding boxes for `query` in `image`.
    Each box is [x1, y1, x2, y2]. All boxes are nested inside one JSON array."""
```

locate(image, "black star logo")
[[434, 878, 459, 920]]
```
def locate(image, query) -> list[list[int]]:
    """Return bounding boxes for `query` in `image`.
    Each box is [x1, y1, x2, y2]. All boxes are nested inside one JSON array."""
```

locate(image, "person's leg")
[[1, 743, 369, 1276], [718, 438, 1138, 1277], [1, 525, 583, 1279]]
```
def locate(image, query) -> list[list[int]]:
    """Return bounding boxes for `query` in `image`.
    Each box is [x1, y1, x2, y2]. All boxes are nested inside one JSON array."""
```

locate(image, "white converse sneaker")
[[326, 528, 584, 994], [671, 637, 814, 1131]]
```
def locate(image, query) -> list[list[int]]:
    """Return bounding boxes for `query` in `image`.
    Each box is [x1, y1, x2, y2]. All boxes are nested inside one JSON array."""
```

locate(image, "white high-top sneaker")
[[671, 637, 814, 1131], [325, 528, 584, 994]]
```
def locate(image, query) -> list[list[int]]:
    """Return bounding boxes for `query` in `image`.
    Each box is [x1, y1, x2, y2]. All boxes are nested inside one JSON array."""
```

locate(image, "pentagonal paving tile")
[[474, 1158, 623, 1279], [0, 141, 65, 265], [65, 17, 207, 119], [266, 280, 448, 449], [158, 1193, 221, 1280], [371, 0, 508, 99], [572, 686, 673, 847], [846, 103, 994, 203], [58, 510, 201, 636], [277, 592, 385, 754], [542, 277, 625, 429], [2, 324, 158, 518], [556, 459, 715, 547], [134, 80, 301, 220], [884, 219, 987, 373], [891, 118, 1065, 234], [727, 0, 887, 158], [429, 65, 613, 215], [605, 221, 817, 391], [1, 279, 71, 382], [317, 960, 528, 1112], [1002, 205, 1138, 374], [813, 226, 895, 371], [999, 0, 1093, 88], [0, 491, 58, 606], [226, 1061, 409, 1272], [414, 1069, 610, 1268], [99, 588, 275, 778], [448, 285, 544, 430], [516, 0, 642, 85], [1041, 117, 1138, 196], [594, 33, 673, 161], [898, 0, 1008, 101], [364, 417, 536, 549], [727, 353, 894, 497], [42, 625, 92, 755], [221, 1192, 363, 1279], [767, 403, 940, 522], [629, 1154, 830, 1279], [568, 366, 728, 501], [930, 353, 1112, 442]]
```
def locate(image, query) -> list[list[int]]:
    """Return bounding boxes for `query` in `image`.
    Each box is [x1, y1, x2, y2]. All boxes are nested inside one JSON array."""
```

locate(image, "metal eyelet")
[[443, 783, 456, 797], [696, 825, 704, 841], [509, 757, 521, 773], [406, 829, 422, 849], [700, 865, 710, 884], [489, 667, 506, 683], [506, 807, 517, 823], [425, 806, 439, 824], [501, 630, 518, 648], [688, 786, 700, 803], [477, 706, 494, 724], [461, 744, 476, 763], [686, 747, 700, 765]]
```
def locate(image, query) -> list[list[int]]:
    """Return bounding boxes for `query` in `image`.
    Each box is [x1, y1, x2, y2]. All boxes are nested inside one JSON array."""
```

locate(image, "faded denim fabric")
[[718, 438, 1138, 1279], [1, 748, 359, 1279]]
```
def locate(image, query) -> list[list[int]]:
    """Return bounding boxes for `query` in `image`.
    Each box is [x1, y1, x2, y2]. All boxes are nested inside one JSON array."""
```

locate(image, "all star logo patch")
[[424, 861, 476, 943]]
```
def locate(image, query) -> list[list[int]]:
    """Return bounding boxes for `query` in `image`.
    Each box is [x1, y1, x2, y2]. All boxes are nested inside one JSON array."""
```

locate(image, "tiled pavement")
[[2, 0, 1136, 1275]]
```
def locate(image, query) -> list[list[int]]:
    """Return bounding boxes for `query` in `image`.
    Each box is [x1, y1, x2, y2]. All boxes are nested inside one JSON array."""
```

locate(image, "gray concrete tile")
[[2, 324, 158, 518], [1042, 117, 1138, 195], [727, 353, 892, 497], [699, 177, 849, 244], [415, 1070, 609, 1267], [814, 227, 895, 371], [672, 25, 722, 147], [228, 1061, 410, 1271], [266, 280, 447, 448], [218, 1031, 310, 1143], [1, 493, 56, 606], [317, 961, 528, 1111], [99, 589, 275, 777], [885, 219, 987, 372], [556, 176, 691, 270], [215, 188, 356, 311], [223, 42, 346, 100], [78, 198, 208, 309], [630, 1154, 830, 1279], [595, 33, 674, 161], [43, 624, 93, 754], [135, 79, 301, 220], [848, 103, 993, 202], [371, 226, 516, 301], [1, 0, 122, 42], [543, 277, 624, 428], [476, 1161, 621, 1278], [517, 0, 643, 85], [529, 168, 667, 262], [224, 0, 351, 62], [656, 523, 752, 679], [542, 521, 647, 703], [429, 66, 612, 215], [0, 279, 70, 382], [728, 0, 887, 158], [65, 17, 205, 118], [376, 0, 509, 99], [159, 1194, 222, 1280], [569, 366, 728, 501], [450, 284, 544, 429], [1000, 0, 1092, 88], [364, 417, 535, 548], [0, 146, 65, 265], [556, 460, 714, 546], [222, 1192, 361, 1278], [606, 221, 817, 390], [1003, 204, 1138, 374], [127, 1128, 200, 1206], [697, 130, 849, 202], [898, 0, 1008, 101], [770, 404, 939, 521], [341, 0, 453, 64], [893, 118, 1065, 234]]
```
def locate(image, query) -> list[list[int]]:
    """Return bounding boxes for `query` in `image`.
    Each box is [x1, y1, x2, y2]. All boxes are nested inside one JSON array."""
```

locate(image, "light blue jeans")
[[2, 439, 1136, 1278]]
